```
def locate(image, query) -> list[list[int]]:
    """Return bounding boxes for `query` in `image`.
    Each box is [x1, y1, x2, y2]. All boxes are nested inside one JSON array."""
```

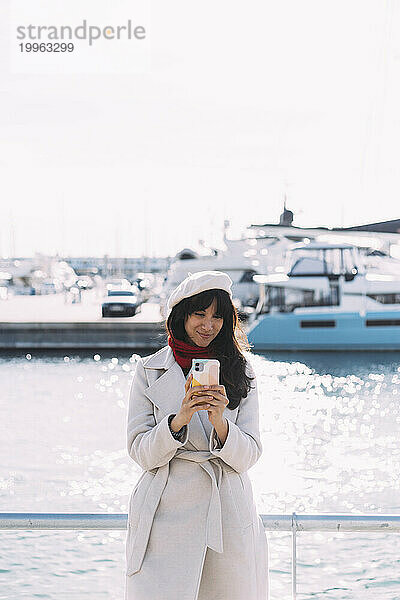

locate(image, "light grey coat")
[[125, 345, 269, 600]]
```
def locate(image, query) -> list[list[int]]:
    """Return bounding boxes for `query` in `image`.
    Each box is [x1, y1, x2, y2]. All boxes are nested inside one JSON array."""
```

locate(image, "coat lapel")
[[142, 346, 210, 450]]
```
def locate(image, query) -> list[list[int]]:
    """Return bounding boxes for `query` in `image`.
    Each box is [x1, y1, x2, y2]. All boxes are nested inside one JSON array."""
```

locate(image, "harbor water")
[[1, 350, 400, 600]]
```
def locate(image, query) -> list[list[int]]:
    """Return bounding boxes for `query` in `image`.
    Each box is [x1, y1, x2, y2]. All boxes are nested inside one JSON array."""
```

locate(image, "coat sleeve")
[[209, 359, 262, 474], [127, 357, 189, 471]]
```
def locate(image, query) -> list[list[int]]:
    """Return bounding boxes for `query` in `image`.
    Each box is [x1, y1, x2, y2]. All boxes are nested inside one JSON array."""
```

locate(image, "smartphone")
[[189, 358, 220, 390]]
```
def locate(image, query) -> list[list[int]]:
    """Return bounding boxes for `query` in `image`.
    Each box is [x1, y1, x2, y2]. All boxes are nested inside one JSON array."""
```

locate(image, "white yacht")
[[247, 242, 400, 350], [160, 229, 303, 315]]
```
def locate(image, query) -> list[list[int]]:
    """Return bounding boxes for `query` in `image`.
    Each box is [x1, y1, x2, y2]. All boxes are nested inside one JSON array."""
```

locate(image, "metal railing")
[[1, 512, 400, 600]]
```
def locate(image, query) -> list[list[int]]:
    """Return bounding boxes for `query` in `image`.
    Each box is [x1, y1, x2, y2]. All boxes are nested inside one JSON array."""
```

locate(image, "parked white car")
[[101, 287, 141, 317]]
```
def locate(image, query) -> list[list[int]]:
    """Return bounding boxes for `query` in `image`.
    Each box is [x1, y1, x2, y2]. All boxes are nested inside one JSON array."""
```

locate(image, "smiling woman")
[[125, 270, 269, 600], [166, 286, 253, 409], [183, 298, 224, 346]]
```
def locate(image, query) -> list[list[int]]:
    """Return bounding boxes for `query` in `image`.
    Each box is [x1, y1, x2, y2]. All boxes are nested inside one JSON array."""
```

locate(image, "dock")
[[0, 292, 166, 350]]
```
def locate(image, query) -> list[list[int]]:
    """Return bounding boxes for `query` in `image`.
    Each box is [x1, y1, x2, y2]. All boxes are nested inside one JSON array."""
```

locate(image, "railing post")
[[291, 511, 297, 600]]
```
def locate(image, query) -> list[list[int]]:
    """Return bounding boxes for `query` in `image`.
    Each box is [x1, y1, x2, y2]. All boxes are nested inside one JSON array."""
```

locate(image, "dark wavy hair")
[[166, 288, 254, 410]]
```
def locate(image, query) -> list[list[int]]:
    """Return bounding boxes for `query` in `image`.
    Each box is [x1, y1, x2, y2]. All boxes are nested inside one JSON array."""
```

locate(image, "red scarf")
[[168, 335, 214, 369]]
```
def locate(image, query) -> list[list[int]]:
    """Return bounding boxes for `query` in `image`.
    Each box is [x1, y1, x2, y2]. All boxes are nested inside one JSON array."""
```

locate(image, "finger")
[[188, 386, 207, 399], [202, 398, 219, 405], [204, 400, 227, 410], [189, 403, 212, 414], [189, 395, 213, 406], [190, 397, 212, 407], [190, 384, 202, 394], [204, 390, 228, 403], [207, 384, 224, 391], [192, 403, 211, 412], [207, 398, 229, 410]]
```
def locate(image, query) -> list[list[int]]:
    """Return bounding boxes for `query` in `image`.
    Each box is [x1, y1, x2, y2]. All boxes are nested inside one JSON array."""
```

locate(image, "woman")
[[125, 270, 269, 600]]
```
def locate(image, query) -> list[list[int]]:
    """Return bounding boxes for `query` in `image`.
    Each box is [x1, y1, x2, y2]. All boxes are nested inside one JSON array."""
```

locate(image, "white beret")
[[166, 270, 233, 318]]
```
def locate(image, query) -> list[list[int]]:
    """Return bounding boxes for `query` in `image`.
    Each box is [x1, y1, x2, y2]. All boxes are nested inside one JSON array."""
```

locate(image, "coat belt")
[[127, 449, 228, 576]]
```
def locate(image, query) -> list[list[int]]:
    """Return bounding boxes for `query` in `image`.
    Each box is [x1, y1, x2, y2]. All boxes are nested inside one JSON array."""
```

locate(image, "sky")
[[1, 1, 400, 258]]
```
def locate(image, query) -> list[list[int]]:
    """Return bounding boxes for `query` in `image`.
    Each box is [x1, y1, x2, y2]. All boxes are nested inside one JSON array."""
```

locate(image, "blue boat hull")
[[247, 310, 400, 351]]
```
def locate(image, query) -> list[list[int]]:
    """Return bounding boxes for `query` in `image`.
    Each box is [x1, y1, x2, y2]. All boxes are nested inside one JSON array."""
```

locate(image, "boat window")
[[367, 293, 400, 304], [258, 284, 340, 314], [290, 257, 326, 276], [288, 247, 359, 278], [108, 290, 135, 296], [266, 286, 285, 309], [239, 269, 258, 283], [342, 248, 359, 279], [300, 320, 336, 328], [366, 319, 400, 327], [325, 249, 341, 275], [226, 272, 243, 283]]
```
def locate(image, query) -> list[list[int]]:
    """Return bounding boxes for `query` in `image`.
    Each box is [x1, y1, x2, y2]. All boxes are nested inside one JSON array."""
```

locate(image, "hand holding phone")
[[171, 359, 225, 431], [189, 358, 229, 428]]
